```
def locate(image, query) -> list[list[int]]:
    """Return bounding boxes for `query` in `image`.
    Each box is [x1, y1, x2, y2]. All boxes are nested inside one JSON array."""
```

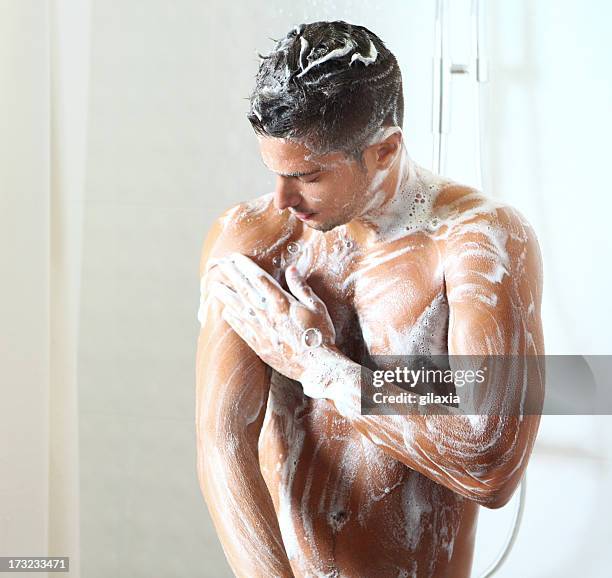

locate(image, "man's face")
[[258, 136, 377, 232]]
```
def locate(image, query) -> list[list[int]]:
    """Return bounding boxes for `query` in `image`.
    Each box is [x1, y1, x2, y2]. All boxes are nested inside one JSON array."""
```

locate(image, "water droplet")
[[302, 327, 323, 349], [345, 240, 353, 249], [272, 255, 282, 267], [287, 242, 300, 254]]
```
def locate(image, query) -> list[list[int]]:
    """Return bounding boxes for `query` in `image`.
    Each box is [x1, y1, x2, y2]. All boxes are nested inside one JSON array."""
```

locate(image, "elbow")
[[460, 449, 528, 509], [462, 483, 513, 509], [477, 485, 515, 510], [465, 424, 536, 509], [469, 468, 525, 509]]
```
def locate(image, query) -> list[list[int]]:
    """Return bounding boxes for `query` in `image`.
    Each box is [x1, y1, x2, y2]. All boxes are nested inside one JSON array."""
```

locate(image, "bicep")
[[196, 215, 272, 450], [196, 302, 271, 448], [444, 209, 544, 356]]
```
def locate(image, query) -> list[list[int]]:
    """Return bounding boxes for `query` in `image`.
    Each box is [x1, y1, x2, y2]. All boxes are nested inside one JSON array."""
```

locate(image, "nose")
[[274, 176, 302, 211]]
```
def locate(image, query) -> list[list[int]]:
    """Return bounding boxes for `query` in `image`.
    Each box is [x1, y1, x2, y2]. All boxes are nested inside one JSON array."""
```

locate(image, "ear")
[[361, 128, 402, 171], [375, 129, 402, 167]]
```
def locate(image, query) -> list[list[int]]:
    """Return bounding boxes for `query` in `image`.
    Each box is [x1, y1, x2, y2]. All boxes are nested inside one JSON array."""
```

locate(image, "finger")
[[201, 260, 222, 292], [209, 280, 242, 311], [213, 282, 265, 327], [222, 307, 258, 347], [230, 252, 285, 310], [285, 265, 324, 311], [204, 258, 222, 274], [217, 258, 264, 309], [257, 275, 290, 315]]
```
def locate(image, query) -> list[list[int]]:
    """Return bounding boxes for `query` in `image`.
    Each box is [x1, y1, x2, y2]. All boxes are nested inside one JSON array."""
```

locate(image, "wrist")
[[299, 345, 360, 400]]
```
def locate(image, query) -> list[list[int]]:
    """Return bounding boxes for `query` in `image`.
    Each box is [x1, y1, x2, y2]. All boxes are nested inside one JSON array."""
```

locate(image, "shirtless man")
[[195, 21, 544, 578]]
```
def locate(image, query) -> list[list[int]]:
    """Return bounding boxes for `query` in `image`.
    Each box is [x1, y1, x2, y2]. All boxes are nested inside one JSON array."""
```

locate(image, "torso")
[[230, 163, 489, 577]]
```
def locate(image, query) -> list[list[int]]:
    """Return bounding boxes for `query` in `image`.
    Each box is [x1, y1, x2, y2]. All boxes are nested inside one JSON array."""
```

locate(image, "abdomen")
[[258, 371, 478, 578]]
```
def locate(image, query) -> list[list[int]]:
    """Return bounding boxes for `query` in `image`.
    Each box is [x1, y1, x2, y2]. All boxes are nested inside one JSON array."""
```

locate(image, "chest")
[[281, 234, 450, 360], [258, 235, 451, 516]]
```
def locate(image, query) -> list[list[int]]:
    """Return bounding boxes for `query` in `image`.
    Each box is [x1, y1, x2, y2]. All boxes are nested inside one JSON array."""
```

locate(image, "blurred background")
[[1, 0, 611, 576]]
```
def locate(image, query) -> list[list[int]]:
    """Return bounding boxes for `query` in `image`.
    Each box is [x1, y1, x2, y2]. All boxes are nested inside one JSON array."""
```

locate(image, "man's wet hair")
[[247, 20, 404, 160]]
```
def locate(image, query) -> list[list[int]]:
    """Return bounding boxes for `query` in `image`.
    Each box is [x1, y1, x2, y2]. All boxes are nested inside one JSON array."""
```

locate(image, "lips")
[[293, 211, 315, 220]]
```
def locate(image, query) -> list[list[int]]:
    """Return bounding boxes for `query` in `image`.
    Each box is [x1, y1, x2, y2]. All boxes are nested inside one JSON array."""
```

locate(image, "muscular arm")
[[195, 211, 293, 577], [303, 207, 544, 508]]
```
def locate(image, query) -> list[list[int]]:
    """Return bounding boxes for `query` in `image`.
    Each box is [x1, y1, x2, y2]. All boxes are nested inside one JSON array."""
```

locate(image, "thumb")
[[285, 265, 324, 311]]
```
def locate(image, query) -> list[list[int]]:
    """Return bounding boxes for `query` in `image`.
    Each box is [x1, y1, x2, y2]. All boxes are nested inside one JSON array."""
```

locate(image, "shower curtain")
[[0, 1, 88, 575]]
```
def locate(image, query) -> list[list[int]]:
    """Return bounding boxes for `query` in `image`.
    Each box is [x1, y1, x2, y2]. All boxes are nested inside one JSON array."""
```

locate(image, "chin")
[[307, 219, 342, 233], [303, 211, 352, 233]]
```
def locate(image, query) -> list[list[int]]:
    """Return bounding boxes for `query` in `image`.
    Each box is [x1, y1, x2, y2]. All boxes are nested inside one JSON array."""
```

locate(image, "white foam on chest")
[[357, 289, 450, 357]]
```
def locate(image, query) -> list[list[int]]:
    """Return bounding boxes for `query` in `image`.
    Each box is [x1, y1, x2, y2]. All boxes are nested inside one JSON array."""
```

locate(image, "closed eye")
[[299, 173, 321, 184]]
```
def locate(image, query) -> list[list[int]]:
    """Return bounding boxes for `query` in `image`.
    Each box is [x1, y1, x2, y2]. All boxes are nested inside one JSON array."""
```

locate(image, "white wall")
[[77, 1, 612, 576], [474, 1, 612, 576], [0, 0, 51, 562]]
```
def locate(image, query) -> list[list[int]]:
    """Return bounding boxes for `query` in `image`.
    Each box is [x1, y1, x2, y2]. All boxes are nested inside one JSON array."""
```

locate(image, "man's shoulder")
[[433, 184, 542, 283], [199, 193, 294, 277], [433, 184, 538, 248]]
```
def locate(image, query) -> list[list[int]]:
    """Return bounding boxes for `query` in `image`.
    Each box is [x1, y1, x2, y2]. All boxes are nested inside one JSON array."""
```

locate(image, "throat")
[[350, 155, 444, 247]]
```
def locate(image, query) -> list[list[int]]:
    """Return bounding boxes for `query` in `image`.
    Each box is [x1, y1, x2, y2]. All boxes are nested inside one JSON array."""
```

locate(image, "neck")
[[345, 144, 428, 247]]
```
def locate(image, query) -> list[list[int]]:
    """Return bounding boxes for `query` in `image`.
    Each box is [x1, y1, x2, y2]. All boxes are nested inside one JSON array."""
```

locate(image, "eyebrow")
[[262, 163, 320, 178]]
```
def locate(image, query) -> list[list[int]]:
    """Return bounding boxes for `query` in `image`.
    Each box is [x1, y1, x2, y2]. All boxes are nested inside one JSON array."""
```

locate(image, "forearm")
[[301, 347, 534, 507]]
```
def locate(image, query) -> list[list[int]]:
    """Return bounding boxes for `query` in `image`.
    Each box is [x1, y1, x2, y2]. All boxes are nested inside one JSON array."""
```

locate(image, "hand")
[[208, 252, 337, 382]]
